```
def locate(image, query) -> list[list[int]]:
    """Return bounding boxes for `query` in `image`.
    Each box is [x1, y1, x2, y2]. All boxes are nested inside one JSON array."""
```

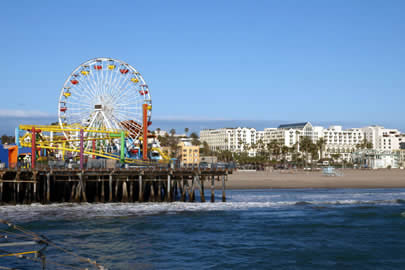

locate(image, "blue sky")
[[0, 0, 404, 134]]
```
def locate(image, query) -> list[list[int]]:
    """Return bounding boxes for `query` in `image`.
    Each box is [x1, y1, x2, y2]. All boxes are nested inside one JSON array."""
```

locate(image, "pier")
[[0, 168, 230, 204]]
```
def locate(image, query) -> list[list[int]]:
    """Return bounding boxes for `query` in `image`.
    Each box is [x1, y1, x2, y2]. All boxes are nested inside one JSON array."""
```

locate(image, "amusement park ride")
[[15, 58, 168, 169]]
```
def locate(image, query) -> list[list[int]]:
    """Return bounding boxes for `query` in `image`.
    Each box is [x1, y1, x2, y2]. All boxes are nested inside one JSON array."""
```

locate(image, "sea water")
[[1, 188, 405, 269]]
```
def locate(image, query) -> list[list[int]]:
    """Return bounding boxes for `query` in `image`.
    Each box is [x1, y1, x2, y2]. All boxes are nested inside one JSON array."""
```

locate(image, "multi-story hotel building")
[[200, 127, 258, 155], [322, 125, 364, 161], [199, 123, 404, 162], [361, 126, 402, 151]]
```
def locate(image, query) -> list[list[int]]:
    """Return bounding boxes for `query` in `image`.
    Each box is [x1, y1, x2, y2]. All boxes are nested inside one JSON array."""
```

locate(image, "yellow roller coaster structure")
[[17, 124, 169, 167]]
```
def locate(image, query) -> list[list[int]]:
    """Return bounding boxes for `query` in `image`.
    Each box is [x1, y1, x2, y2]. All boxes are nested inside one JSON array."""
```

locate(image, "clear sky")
[[0, 0, 404, 129]]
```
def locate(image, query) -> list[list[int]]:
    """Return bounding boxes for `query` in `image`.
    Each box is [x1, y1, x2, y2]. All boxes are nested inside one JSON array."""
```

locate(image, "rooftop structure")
[[278, 122, 310, 129]]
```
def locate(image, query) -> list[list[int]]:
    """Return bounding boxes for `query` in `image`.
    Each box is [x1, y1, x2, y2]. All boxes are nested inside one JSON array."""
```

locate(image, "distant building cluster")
[[199, 122, 405, 169]]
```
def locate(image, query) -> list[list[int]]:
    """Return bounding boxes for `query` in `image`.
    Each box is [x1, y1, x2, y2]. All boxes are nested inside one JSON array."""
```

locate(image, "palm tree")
[[156, 127, 161, 135], [169, 129, 176, 137], [267, 140, 281, 161], [299, 136, 314, 166], [356, 138, 373, 150], [331, 153, 341, 165], [184, 128, 189, 137], [281, 145, 289, 163], [316, 138, 326, 160]]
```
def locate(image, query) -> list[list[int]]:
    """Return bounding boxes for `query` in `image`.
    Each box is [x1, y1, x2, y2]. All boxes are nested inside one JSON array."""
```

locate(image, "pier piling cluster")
[[0, 168, 229, 204]]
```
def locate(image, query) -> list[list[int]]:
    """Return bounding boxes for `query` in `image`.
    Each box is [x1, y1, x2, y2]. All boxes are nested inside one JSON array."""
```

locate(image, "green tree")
[[158, 134, 170, 147], [190, 132, 198, 139], [316, 138, 326, 160], [189, 132, 200, 146], [331, 153, 341, 165], [281, 145, 290, 163], [184, 128, 189, 136], [356, 138, 373, 150], [299, 136, 315, 166], [217, 150, 233, 162], [201, 141, 212, 156], [267, 140, 281, 161], [169, 129, 176, 137]]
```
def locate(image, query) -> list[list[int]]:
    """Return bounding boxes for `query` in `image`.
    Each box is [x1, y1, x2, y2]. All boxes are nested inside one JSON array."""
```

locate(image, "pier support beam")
[[114, 179, 119, 201], [101, 179, 105, 202], [150, 182, 155, 202], [157, 180, 162, 201], [46, 173, 51, 203], [33, 172, 37, 203], [222, 175, 226, 202], [122, 180, 128, 203], [109, 174, 113, 202], [167, 175, 171, 202], [200, 176, 205, 202], [138, 175, 143, 202], [78, 173, 87, 202], [129, 180, 133, 202], [211, 175, 215, 202], [0, 180, 3, 203], [180, 179, 186, 202], [188, 178, 195, 202], [70, 183, 76, 202]]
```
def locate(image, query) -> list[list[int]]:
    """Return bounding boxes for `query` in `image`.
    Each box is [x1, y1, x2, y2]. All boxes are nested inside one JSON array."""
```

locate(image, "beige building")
[[178, 139, 199, 167]]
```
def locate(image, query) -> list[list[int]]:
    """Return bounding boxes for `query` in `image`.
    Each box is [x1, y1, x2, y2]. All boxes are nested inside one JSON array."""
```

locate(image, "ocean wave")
[[1, 198, 405, 222]]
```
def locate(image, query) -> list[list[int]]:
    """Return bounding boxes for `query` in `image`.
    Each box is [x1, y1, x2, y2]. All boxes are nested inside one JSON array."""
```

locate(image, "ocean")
[[1, 188, 405, 269]]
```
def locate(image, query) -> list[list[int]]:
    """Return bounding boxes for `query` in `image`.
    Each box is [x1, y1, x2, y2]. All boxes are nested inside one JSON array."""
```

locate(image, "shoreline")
[[219, 169, 405, 190]]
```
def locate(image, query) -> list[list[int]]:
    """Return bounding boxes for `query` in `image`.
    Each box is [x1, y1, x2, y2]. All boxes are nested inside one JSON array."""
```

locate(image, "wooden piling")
[[129, 181, 133, 202], [211, 175, 215, 202], [0, 180, 3, 203], [101, 179, 105, 203], [138, 175, 143, 202], [33, 172, 37, 202], [150, 182, 155, 202], [0, 168, 230, 204], [70, 183, 76, 202], [222, 175, 226, 202], [74, 182, 81, 202], [188, 178, 195, 202], [174, 180, 179, 200], [122, 181, 128, 203], [157, 180, 162, 202], [46, 173, 50, 203], [114, 179, 119, 201], [167, 175, 171, 202], [180, 179, 186, 202], [16, 182, 20, 204], [109, 174, 113, 202], [94, 179, 100, 203], [80, 173, 87, 202]]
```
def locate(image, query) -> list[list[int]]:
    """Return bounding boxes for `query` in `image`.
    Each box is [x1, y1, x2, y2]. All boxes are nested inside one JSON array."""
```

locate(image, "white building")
[[263, 127, 298, 148], [199, 128, 229, 152], [361, 126, 401, 151], [323, 125, 364, 161], [200, 123, 405, 163], [200, 127, 258, 156]]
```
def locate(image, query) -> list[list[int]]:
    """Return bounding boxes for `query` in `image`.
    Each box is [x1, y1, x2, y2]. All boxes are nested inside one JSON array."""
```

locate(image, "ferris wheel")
[[58, 58, 152, 150]]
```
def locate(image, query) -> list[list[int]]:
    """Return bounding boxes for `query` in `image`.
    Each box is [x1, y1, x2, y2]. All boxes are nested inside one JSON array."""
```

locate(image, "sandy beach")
[[223, 169, 405, 189]]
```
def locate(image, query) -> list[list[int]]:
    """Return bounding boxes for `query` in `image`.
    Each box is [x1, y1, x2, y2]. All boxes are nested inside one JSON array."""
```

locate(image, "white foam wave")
[[1, 198, 404, 222]]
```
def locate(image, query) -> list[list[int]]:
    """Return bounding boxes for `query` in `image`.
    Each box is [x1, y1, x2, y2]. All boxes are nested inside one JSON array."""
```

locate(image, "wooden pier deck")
[[0, 168, 230, 204]]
